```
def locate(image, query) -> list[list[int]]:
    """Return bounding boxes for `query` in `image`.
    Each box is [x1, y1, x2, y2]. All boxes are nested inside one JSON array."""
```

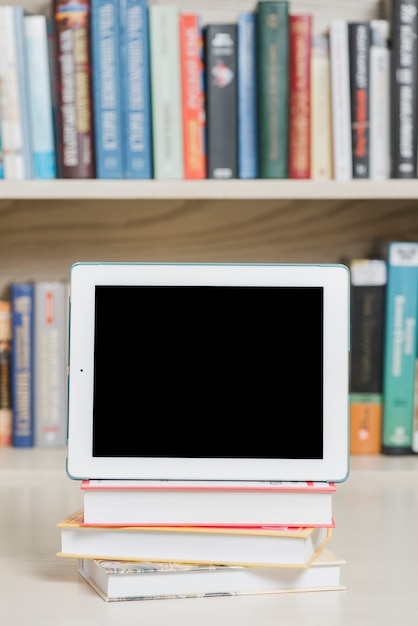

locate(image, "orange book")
[[179, 13, 206, 179], [350, 398, 382, 455], [288, 14, 313, 179]]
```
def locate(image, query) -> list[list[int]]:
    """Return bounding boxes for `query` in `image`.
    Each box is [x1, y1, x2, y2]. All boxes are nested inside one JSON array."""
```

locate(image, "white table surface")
[[0, 448, 418, 626]]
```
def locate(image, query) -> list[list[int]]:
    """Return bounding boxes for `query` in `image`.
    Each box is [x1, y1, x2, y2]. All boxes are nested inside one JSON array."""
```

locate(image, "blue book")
[[11, 283, 35, 448], [91, 0, 124, 178], [14, 6, 33, 179], [24, 14, 57, 179], [382, 242, 418, 454], [237, 12, 258, 179], [119, 0, 152, 178]]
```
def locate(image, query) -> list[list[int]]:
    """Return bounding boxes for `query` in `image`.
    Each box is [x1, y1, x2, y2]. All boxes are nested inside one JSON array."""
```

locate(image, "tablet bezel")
[[66, 262, 350, 482]]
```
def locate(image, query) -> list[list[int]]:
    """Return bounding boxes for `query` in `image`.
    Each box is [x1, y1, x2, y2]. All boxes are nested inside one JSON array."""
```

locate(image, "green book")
[[256, 0, 289, 178]]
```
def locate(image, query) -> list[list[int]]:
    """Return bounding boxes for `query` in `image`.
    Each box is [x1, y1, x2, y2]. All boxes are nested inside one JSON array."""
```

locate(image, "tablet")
[[66, 262, 350, 482]]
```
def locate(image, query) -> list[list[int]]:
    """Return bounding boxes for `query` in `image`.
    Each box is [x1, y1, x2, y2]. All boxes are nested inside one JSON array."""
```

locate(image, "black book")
[[205, 24, 238, 179], [391, 0, 418, 178], [348, 22, 370, 178]]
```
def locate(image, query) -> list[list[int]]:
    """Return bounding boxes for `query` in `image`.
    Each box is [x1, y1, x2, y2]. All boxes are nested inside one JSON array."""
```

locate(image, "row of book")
[[349, 242, 418, 456], [0, 281, 68, 448], [1, 0, 417, 181], [57, 478, 345, 601]]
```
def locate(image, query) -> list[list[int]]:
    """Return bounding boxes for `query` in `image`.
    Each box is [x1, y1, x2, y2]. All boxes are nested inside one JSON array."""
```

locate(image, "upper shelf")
[[0, 179, 418, 200]]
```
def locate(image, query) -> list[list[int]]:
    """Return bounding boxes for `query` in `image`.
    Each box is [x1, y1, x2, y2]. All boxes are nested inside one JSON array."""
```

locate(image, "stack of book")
[[57, 480, 345, 601]]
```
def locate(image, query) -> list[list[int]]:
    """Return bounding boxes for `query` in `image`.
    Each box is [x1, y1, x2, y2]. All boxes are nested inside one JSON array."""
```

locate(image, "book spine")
[[0, 300, 12, 447], [54, 0, 96, 178], [256, 0, 289, 179], [119, 0, 152, 179], [391, 0, 418, 178], [329, 20, 352, 181], [0, 6, 32, 179], [179, 14, 206, 180], [348, 22, 370, 178], [310, 35, 333, 180], [288, 13, 312, 179], [237, 12, 258, 179], [149, 4, 183, 179], [382, 242, 418, 454], [350, 259, 387, 454], [412, 333, 418, 452], [34, 282, 67, 447], [91, 0, 123, 179], [24, 15, 57, 179], [11, 283, 34, 448], [369, 20, 391, 180]]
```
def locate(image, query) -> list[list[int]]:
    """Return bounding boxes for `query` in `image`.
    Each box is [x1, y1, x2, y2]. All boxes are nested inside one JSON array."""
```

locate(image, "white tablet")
[[66, 262, 350, 482]]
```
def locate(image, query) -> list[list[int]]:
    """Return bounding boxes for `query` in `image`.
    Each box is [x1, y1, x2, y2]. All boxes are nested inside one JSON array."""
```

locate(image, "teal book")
[[382, 242, 418, 454], [149, 4, 183, 179], [256, 1, 289, 178]]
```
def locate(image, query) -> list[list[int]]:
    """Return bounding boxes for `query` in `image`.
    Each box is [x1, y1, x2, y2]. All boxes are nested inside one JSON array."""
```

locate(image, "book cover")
[[348, 22, 370, 178], [78, 548, 345, 601], [34, 281, 67, 447], [382, 242, 418, 454], [0, 300, 12, 447], [256, 1, 289, 179], [391, 0, 418, 178], [350, 259, 387, 454], [369, 19, 391, 180], [310, 35, 333, 180], [205, 23, 238, 179], [149, 4, 183, 179], [54, 0, 96, 178], [329, 20, 352, 181], [10, 283, 34, 448], [80, 479, 335, 527], [119, 0, 152, 179], [288, 13, 312, 179], [179, 13, 206, 180], [24, 14, 57, 180], [0, 6, 33, 179], [58, 508, 333, 568], [91, 0, 123, 178], [237, 12, 258, 179]]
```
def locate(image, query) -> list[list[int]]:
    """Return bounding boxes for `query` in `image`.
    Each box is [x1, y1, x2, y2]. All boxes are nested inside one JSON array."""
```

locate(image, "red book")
[[179, 13, 206, 179], [53, 0, 95, 178], [288, 14, 313, 179]]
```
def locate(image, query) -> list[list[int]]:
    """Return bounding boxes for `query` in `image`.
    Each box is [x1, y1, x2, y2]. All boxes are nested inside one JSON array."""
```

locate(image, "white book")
[[329, 20, 352, 181], [58, 508, 332, 567], [310, 35, 333, 180], [81, 479, 336, 527], [0, 5, 32, 179], [78, 548, 346, 601], [24, 14, 56, 179], [369, 19, 391, 180]]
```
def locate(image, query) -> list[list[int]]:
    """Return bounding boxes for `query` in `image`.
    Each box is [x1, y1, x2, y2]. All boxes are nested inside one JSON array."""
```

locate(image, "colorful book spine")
[[348, 22, 370, 178], [11, 283, 34, 448], [54, 0, 96, 178], [310, 35, 333, 180], [91, 0, 123, 178], [237, 12, 258, 179], [391, 0, 418, 178], [0, 6, 33, 179], [329, 20, 352, 181], [288, 13, 312, 179], [204, 23, 238, 179], [350, 259, 387, 454], [256, 0, 289, 179], [149, 4, 183, 179], [24, 14, 57, 179], [382, 242, 418, 454], [0, 300, 12, 447], [369, 20, 391, 180], [179, 13, 206, 180], [119, 0, 152, 179], [34, 282, 67, 447]]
